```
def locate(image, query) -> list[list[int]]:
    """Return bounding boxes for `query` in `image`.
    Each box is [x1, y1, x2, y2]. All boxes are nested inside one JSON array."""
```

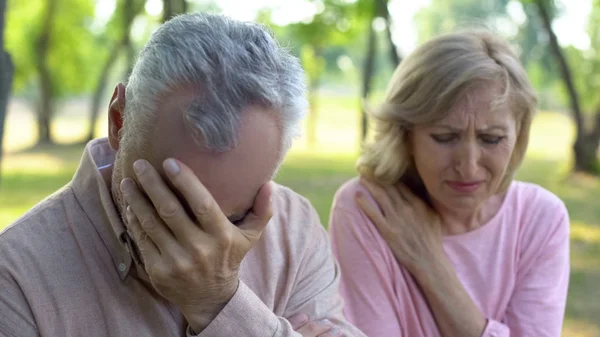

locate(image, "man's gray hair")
[[123, 13, 308, 154]]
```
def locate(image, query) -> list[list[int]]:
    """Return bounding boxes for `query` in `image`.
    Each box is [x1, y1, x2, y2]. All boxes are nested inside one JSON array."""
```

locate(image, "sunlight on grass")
[[572, 221, 600, 244], [2, 152, 73, 173], [563, 319, 600, 337], [4, 99, 108, 153], [527, 111, 575, 160]]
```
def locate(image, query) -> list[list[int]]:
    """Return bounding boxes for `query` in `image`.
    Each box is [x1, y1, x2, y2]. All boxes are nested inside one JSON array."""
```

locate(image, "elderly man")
[[0, 13, 365, 337]]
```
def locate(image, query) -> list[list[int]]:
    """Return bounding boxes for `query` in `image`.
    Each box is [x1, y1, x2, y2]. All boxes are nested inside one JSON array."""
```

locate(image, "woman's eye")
[[430, 134, 457, 143], [479, 135, 505, 145]]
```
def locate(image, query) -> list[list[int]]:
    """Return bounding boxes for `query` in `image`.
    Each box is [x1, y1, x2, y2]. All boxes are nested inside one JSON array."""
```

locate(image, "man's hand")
[[289, 313, 341, 337], [120, 158, 273, 333]]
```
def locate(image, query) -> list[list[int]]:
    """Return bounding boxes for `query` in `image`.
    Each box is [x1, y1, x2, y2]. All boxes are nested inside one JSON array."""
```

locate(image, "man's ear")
[[108, 83, 126, 151]]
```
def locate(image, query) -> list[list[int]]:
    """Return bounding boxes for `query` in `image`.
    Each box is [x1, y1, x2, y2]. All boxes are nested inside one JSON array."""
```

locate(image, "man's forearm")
[[181, 281, 239, 333], [415, 261, 487, 337]]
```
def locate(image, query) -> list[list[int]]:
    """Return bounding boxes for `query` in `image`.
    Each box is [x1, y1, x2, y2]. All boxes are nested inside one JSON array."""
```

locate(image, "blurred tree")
[[359, 0, 400, 142], [163, 0, 187, 23], [264, 0, 363, 148], [512, 1, 563, 110], [5, 0, 98, 145], [415, 0, 511, 42], [0, 0, 13, 185], [86, 0, 146, 142], [530, 0, 600, 173], [34, 0, 58, 145], [300, 44, 326, 147]]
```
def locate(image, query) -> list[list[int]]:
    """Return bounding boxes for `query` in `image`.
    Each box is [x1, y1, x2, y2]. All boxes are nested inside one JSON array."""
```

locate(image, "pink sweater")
[[329, 178, 570, 337]]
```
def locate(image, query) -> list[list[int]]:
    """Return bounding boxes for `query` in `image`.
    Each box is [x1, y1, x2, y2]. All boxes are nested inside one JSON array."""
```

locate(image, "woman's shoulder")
[[507, 181, 569, 239], [509, 181, 567, 215], [332, 177, 372, 211]]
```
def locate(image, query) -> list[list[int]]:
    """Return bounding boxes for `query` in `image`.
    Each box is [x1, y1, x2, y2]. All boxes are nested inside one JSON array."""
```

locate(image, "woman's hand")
[[289, 313, 341, 337], [355, 178, 445, 277], [356, 178, 487, 337]]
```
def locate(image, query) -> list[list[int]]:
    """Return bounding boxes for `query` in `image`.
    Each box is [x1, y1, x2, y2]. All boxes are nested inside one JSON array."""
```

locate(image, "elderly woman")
[[329, 31, 569, 337]]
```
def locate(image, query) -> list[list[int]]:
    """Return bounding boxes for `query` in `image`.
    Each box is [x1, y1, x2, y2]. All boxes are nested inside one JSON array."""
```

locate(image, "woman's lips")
[[446, 181, 483, 193]]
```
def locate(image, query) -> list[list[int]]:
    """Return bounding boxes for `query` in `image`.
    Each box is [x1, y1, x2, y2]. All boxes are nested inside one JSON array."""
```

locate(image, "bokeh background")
[[0, 0, 599, 335]]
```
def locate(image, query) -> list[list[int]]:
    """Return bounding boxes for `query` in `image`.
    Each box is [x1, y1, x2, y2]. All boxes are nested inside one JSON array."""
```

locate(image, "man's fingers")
[[288, 313, 308, 330], [237, 182, 273, 240], [294, 319, 336, 337], [162, 158, 228, 235], [125, 205, 160, 265], [133, 159, 197, 243], [121, 178, 177, 252]]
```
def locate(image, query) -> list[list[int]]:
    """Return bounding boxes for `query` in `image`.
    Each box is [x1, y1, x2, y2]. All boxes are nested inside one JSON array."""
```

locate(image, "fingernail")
[[290, 313, 308, 325], [133, 160, 146, 175], [120, 179, 133, 193], [164, 158, 180, 176], [319, 319, 332, 326], [330, 327, 341, 335]]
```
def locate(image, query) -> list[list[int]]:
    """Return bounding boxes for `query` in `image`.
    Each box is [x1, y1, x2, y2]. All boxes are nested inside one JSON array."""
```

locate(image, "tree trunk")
[[87, 43, 121, 142], [35, 0, 57, 145], [87, 0, 145, 141], [360, 18, 377, 142], [534, 0, 597, 172], [307, 78, 319, 148], [378, 0, 400, 67], [306, 45, 323, 149], [0, 0, 14, 185], [162, 0, 187, 23], [573, 103, 600, 172]]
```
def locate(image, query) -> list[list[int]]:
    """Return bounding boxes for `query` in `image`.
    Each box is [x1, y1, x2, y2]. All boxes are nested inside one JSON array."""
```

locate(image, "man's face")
[[113, 88, 282, 224]]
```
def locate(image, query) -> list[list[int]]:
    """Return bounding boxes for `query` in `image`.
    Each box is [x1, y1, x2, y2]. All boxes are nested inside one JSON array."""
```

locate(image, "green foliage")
[[414, 0, 511, 43], [260, 0, 369, 86], [561, 0, 600, 113], [5, 0, 102, 96], [301, 45, 326, 86]]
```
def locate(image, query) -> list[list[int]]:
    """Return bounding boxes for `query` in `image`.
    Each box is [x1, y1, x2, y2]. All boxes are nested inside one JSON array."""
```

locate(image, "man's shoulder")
[[263, 182, 326, 244], [272, 183, 314, 217], [0, 185, 77, 249]]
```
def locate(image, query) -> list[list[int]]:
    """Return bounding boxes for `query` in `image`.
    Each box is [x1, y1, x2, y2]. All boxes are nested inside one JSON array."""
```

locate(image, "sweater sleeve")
[[329, 204, 404, 337], [499, 202, 570, 337]]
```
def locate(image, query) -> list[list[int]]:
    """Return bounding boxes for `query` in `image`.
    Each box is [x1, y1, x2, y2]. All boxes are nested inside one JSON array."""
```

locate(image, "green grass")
[[1, 96, 600, 336]]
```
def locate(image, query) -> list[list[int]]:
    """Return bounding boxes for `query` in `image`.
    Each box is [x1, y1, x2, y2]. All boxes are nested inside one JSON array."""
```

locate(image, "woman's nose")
[[453, 141, 481, 178]]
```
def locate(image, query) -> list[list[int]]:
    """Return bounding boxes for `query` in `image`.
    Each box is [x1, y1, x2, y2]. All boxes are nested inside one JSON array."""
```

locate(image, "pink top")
[[329, 178, 570, 337]]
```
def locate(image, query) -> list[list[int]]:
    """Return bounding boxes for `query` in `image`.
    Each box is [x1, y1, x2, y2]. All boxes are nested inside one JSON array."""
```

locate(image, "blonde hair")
[[357, 30, 537, 195]]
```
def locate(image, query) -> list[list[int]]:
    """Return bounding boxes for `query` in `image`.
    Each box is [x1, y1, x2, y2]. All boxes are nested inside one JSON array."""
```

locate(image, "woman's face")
[[409, 83, 518, 213]]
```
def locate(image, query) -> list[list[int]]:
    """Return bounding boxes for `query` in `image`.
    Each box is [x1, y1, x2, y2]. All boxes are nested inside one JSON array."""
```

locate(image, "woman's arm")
[[413, 205, 569, 337], [502, 208, 570, 336], [356, 179, 506, 337], [329, 204, 404, 337], [410, 257, 505, 337], [357, 179, 569, 337]]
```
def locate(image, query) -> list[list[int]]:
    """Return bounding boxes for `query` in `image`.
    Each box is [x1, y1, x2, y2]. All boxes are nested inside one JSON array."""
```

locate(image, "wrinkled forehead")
[[148, 96, 282, 218], [435, 83, 515, 128]]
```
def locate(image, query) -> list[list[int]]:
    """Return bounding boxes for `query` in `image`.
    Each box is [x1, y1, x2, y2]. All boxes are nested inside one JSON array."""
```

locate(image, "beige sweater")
[[0, 138, 365, 337]]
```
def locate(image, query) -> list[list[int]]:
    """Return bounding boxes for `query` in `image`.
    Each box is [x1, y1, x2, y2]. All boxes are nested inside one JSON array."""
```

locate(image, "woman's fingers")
[[294, 318, 340, 337]]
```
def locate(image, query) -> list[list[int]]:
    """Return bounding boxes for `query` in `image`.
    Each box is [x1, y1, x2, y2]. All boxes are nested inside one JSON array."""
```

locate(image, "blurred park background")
[[0, 0, 599, 335]]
